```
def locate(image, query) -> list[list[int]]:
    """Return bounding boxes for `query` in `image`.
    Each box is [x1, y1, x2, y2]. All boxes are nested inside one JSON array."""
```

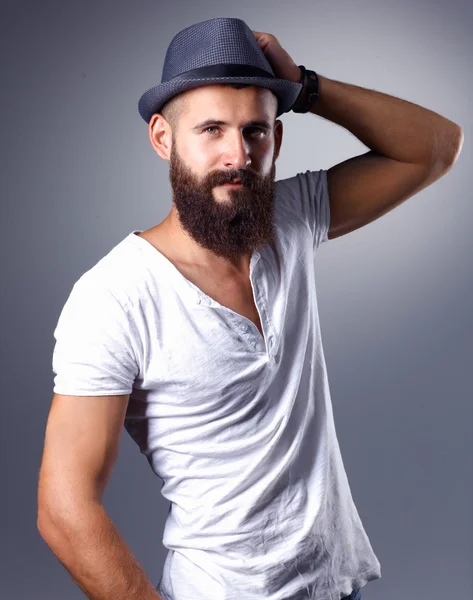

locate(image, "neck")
[[153, 209, 253, 276]]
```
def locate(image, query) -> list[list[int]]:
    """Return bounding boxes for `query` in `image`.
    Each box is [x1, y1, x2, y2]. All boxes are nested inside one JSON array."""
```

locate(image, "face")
[[164, 85, 282, 262]]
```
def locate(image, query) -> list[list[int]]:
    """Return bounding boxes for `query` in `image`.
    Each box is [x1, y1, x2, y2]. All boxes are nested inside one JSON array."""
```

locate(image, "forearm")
[[298, 72, 462, 166], [38, 500, 162, 600]]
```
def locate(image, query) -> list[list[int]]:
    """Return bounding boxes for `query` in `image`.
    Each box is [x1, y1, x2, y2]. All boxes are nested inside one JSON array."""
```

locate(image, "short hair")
[[160, 83, 278, 132]]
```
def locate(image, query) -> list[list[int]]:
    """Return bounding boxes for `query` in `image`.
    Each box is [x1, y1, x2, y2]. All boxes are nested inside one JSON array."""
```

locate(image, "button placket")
[[194, 250, 272, 356], [256, 298, 272, 358]]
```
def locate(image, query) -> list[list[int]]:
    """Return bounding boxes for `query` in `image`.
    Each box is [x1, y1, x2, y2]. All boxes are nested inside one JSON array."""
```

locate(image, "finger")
[[253, 33, 275, 53], [252, 30, 270, 43]]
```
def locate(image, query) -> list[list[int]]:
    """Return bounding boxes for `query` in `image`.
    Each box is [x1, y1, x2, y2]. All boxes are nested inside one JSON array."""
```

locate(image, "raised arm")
[[253, 30, 463, 241]]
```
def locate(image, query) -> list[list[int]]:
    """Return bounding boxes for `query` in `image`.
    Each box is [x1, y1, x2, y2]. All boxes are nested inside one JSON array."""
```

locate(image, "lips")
[[222, 179, 245, 187]]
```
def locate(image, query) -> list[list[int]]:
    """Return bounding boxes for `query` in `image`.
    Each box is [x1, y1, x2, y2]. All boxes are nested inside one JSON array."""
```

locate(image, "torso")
[[181, 268, 264, 337], [136, 230, 264, 338]]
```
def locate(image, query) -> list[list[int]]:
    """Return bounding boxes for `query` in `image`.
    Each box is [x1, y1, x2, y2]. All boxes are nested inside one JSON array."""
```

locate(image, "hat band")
[[170, 63, 275, 82]]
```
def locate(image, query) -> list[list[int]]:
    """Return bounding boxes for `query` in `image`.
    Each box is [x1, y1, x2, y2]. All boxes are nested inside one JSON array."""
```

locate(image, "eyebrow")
[[191, 119, 272, 132]]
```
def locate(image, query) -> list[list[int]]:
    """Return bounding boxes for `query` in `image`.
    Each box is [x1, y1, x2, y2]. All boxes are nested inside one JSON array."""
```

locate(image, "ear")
[[274, 119, 283, 161], [148, 114, 172, 160]]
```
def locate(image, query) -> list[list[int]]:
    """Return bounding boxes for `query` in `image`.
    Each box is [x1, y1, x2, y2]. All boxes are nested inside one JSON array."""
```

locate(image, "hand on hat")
[[253, 31, 301, 84]]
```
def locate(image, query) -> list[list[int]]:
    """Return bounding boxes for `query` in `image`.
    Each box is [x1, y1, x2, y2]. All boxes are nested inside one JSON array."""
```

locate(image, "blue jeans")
[[342, 589, 361, 600]]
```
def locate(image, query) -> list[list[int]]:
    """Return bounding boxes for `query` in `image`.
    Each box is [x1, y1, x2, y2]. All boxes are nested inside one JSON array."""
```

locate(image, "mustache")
[[206, 169, 259, 187]]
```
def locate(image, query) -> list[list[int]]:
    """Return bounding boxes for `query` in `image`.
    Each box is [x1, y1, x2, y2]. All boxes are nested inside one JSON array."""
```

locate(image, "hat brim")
[[138, 76, 302, 124]]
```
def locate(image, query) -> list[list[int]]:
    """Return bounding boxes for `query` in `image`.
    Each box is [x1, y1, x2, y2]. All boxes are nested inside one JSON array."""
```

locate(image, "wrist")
[[293, 82, 309, 111], [291, 67, 306, 110], [292, 66, 320, 113]]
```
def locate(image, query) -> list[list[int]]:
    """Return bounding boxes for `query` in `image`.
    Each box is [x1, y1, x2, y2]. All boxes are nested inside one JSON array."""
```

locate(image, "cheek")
[[185, 139, 216, 171], [260, 142, 276, 172]]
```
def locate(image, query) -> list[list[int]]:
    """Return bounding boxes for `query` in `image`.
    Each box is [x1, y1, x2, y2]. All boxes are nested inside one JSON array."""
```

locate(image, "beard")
[[169, 141, 277, 262]]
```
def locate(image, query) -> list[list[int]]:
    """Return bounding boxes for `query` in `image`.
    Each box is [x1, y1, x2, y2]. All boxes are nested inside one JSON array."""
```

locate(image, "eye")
[[202, 126, 267, 137], [245, 127, 266, 137]]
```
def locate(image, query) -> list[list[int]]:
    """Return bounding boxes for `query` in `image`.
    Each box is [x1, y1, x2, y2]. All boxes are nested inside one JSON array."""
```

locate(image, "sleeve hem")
[[53, 387, 132, 396]]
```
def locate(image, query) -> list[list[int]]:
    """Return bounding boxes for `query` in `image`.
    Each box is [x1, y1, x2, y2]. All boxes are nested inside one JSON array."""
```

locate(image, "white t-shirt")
[[52, 169, 381, 600]]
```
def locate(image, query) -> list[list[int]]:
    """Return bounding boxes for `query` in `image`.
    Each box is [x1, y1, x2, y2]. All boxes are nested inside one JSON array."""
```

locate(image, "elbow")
[[37, 498, 68, 543], [37, 479, 64, 541], [37, 470, 101, 541], [452, 126, 464, 161], [37, 491, 89, 544], [37, 505, 64, 549], [434, 125, 464, 173]]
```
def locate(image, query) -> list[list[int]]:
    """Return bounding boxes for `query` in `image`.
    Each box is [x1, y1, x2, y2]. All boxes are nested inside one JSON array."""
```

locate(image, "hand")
[[252, 31, 301, 84]]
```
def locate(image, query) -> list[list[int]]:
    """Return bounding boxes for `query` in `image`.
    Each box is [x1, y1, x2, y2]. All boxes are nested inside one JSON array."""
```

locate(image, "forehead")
[[179, 84, 278, 123]]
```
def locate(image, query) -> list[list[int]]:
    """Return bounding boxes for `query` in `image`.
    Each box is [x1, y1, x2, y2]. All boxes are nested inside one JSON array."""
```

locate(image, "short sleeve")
[[275, 169, 331, 250], [52, 276, 139, 396]]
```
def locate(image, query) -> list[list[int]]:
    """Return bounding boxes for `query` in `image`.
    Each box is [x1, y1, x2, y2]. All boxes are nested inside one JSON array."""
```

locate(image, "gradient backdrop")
[[1, 0, 471, 598]]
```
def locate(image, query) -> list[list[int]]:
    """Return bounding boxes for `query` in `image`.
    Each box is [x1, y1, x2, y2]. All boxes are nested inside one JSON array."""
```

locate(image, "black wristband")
[[292, 65, 319, 113]]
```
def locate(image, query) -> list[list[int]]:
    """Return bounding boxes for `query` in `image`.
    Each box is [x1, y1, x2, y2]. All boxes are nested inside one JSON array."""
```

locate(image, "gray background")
[[1, 0, 471, 598]]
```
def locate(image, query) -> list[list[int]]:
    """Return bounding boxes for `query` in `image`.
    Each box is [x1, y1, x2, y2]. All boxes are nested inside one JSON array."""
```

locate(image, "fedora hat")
[[138, 17, 303, 124]]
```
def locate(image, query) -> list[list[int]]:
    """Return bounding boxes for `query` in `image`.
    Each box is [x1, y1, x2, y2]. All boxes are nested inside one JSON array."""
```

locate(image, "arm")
[[253, 31, 464, 240], [37, 392, 162, 600], [305, 74, 464, 240]]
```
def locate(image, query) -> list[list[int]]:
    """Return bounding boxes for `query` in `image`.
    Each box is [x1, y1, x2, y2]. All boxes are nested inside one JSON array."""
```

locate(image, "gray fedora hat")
[[138, 17, 303, 124]]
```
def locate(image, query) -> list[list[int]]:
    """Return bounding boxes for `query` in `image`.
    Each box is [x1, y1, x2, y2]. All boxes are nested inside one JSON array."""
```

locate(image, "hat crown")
[[161, 17, 274, 83]]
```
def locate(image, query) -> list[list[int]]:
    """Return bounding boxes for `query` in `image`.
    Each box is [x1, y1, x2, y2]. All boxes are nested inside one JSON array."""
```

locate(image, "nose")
[[222, 131, 251, 171]]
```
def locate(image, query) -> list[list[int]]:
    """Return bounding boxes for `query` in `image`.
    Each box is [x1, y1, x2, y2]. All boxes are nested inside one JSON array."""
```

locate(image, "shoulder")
[[275, 169, 328, 203], [70, 232, 152, 313], [274, 169, 330, 249]]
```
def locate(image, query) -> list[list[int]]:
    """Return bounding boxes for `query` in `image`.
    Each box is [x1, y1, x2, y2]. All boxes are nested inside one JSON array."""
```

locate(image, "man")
[[37, 17, 463, 600]]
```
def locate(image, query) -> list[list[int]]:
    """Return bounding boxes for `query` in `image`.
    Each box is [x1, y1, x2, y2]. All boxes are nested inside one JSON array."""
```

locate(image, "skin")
[[143, 84, 283, 279]]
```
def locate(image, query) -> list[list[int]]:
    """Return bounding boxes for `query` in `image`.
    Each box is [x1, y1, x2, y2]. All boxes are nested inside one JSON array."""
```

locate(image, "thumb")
[[253, 32, 300, 82]]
